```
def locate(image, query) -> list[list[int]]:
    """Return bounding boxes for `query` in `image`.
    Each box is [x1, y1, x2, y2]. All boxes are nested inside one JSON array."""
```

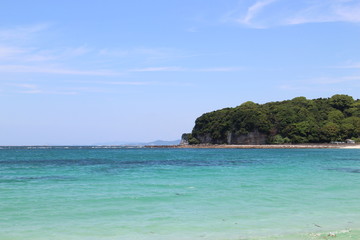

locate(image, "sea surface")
[[1, 147, 360, 240]]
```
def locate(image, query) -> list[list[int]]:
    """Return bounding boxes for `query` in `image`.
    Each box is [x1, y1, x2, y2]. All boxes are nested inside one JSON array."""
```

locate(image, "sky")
[[1, 0, 360, 145]]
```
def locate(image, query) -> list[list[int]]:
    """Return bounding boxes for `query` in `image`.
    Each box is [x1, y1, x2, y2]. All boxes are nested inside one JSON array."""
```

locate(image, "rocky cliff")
[[226, 130, 267, 145], [181, 130, 267, 145]]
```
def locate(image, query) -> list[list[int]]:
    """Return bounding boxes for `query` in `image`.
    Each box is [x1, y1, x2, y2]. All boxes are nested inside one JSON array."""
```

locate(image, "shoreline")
[[145, 143, 360, 149]]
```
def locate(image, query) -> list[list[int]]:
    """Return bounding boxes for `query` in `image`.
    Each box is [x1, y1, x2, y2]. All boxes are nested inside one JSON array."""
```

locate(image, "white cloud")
[[129, 67, 185, 72], [335, 3, 360, 22], [196, 67, 243, 72], [63, 46, 91, 57], [0, 23, 241, 87], [285, 0, 360, 25], [0, 46, 26, 59], [281, 75, 360, 90], [99, 47, 197, 64], [311, 76, 360, 84], [9, 82, 77, 95], [0, 45, 92, 63], [0, 65, 123, 76], [0, 23, 49, 41], [17, 89, 78, 95], [100, 81, 152, 86], [230, 0, 360, 28], [238, 0, 278, 27], [279, 74, 360, 93], [334, 62, 360, 69], [0, 24, 101, 77], [129, 66, 242, 72], [12, 83, 39, 89]]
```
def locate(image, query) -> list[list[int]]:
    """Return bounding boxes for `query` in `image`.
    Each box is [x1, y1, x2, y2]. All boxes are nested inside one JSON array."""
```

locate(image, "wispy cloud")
[[0, 23, 50, 42], [238, 0, 278, 28], [98, 80, 192, 87], [17, 89, 78, 95], [0, 23, 241, 86], [311, 76, 360, 84], [12, 83, 39, 89], [228, 0, 360, 28], [129, 66, 242, 72], [129, 67, 185, 72], [27, 46, 92, 62], [0, 65, 123, 76], [0, 24, 109, 77], [0, 46, 26, 59], [100, 81, 153, 86], [0, 62, 240, 77], [196, 67, 243, 72], [11, 83, 41, 94], [287, 0, 360, 25], [279, 84, 311, 91], [99, 47, 198, 65], [279, 73, 360, 94], [0, 45, 92, 63], [281, 75, 360, 92], [10, 82, 77, 95], [333, 62, 360, 69]]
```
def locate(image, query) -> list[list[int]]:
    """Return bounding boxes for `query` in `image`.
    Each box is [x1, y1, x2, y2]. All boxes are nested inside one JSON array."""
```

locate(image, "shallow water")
[[1, 148, 360, 239]]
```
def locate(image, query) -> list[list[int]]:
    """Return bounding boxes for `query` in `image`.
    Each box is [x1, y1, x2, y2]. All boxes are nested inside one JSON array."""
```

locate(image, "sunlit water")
[[1, 148, 360, 240]]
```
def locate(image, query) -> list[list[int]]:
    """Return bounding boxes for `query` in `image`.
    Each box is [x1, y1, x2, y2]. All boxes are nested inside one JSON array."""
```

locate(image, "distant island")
[[182, 94, 360, 145]]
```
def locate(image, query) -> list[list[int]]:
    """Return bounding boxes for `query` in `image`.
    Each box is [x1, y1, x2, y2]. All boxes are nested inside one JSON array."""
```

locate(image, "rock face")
[[194, 133, 215, 144], [226, 130, 267, 145], [182, 130, 267, 145], [180, 133, 190, 145]]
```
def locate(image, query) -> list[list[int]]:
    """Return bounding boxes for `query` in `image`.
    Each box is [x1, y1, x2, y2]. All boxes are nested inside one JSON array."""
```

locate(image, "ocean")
[[1, 147, 360, 240]]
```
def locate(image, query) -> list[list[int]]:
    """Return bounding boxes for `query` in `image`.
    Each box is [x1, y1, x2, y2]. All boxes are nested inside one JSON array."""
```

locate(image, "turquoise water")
[[1, 148, 360, 240]]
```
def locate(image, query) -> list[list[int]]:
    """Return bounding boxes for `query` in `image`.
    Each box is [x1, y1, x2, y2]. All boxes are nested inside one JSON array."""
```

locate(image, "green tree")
[[271, 135, 291, 144], [321, 122, 341, 141], [189, 95, 358, 144], [329, 94, 354, 111], [345, 102, 360, 117], [340, 123, 354, 140], [327, 110, 344, 123], [342, 117, 360, 138]]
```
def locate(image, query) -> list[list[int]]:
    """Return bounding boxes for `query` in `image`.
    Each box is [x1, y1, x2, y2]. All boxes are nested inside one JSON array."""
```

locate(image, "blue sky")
[[1, 0, 360, 145]]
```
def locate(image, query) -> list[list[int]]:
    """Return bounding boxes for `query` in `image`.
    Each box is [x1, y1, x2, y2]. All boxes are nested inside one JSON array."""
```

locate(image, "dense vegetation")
[[188, 95, 360, 144]]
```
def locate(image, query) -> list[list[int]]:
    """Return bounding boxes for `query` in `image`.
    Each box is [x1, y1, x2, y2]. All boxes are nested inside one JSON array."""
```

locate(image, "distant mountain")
[[95, 139, 180, 146]]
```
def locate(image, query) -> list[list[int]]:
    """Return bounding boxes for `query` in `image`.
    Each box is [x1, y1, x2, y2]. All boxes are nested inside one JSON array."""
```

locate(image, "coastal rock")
[[189, 130, 267, 145], [226, 130, 267, 145], [195, 133, 215, 144], [180, 133, 190, 145]]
